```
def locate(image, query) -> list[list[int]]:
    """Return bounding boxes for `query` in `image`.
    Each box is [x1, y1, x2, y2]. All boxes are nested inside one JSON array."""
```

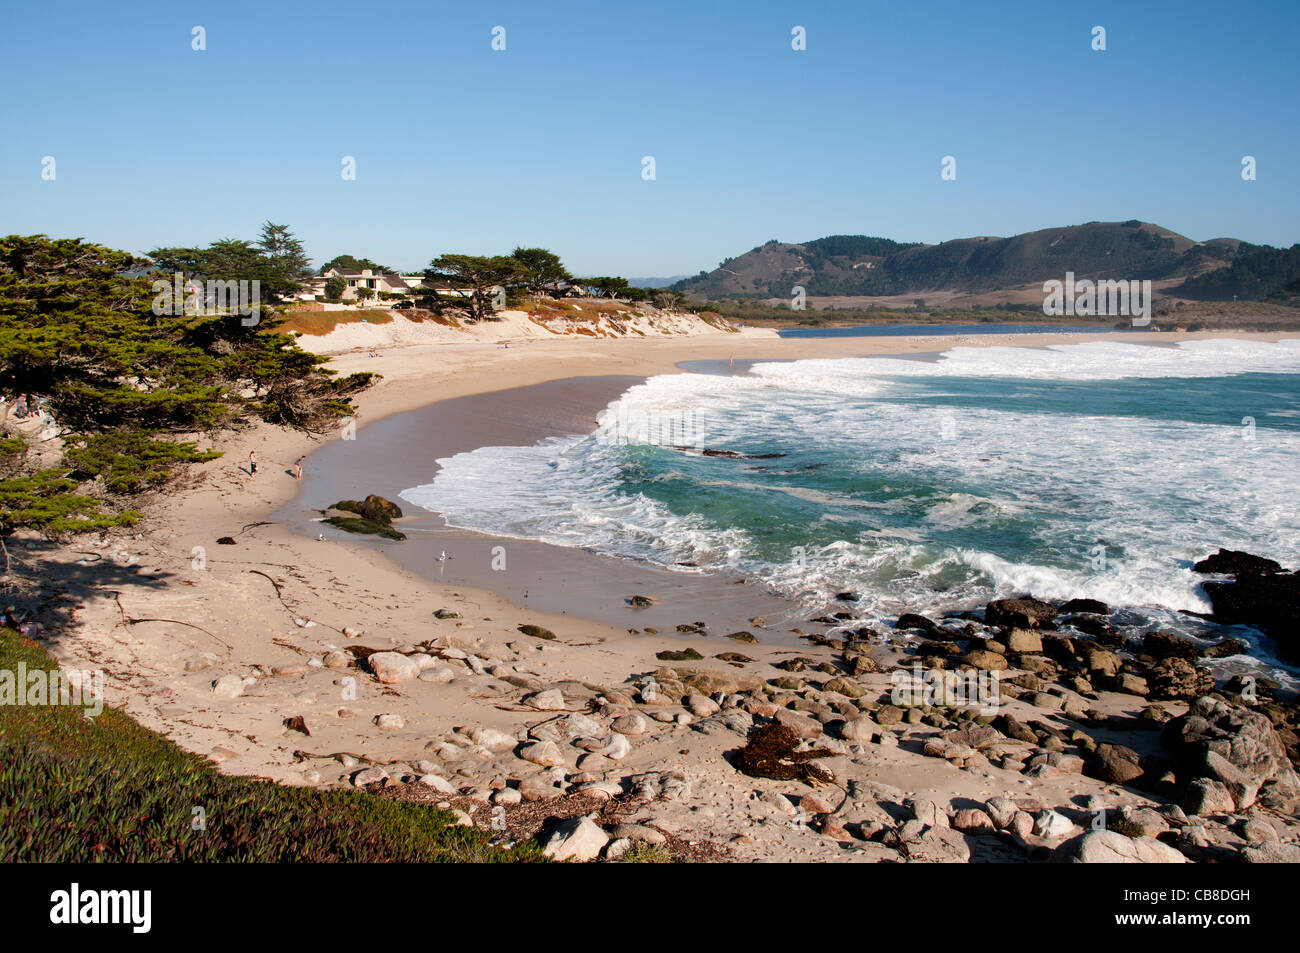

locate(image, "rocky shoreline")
[[285, 540, 1300, 863]]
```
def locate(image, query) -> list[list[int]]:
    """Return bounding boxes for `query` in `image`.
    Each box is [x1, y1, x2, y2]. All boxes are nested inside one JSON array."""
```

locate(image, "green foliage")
[[581, 276, 632, 299], [0, 233, 374, 537], [148, 221, 313, 304], [0, 627, 544, 862], [324, 274, 346, 299], [0, 467, 139, 534], [511, 247, 571, 294], [1176, 243, 1300, 301], [64, 430, 220, 494], [319, 254, 391, 275], [420, 254, 527, 322]]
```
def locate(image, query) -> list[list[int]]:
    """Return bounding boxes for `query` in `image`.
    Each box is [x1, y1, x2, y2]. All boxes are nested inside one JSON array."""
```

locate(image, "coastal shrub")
[[0, 627, 542, 863]]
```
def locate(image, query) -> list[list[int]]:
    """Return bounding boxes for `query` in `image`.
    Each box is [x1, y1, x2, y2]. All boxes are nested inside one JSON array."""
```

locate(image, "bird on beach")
[[438, 550, 448, 563]]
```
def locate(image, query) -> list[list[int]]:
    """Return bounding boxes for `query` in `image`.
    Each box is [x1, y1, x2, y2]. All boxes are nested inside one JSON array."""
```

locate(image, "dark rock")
[[331, 494, 403, 522], [216, 536, 237, 545], [915, 639, 961, 657], [1060, 614, 1113, 639], [1148, 658, 1214, 701], [835, 591, 860, 602], [1142, 630, 1199, 661], [1201, 638, 1247, 659], [1194, 548, 1283, 575], [896, 612, 940, 634], [323, 516, 406, 540], [1194, 550, 1298, 659], [1087, 743, 1145, 783], [657, 648, 703, 661], [994, 713, 1038, 744], [985, 597, 1058, 629], [1041, 634, 1079, 665], [1059, 598, 1110, 615], [517, 624, 556, 640]]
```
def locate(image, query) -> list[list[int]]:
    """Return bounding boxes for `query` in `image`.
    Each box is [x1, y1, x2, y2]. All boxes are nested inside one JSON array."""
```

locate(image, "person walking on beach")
[[249, 450, 258, 476], [294, 455, 305, 481], [14, 394, 27, 419]]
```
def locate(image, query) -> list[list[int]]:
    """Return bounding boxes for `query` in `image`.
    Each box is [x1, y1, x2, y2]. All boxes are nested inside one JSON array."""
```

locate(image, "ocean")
[[399, 338, 1300, 676]]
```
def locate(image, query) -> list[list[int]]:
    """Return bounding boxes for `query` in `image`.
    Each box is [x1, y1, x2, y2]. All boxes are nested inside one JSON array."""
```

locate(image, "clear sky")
[[1, 0, 1296, 276]]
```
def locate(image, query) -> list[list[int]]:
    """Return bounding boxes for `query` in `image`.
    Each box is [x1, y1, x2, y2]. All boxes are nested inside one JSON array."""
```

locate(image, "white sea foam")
[[399, 340, 1300, 653], [750, 338, 1300, 386]]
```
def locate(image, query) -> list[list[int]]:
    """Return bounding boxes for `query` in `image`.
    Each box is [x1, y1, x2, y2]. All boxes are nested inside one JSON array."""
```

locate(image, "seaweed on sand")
[[733, 723, 836, 785]]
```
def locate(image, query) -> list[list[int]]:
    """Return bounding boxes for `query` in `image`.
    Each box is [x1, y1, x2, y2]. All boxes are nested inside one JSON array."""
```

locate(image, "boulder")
[[1148, 658, 1214, 700], [1087, 743, 1145, 784], [1056, 830, 1188, 863], [1194, 548, 1283, 575], [518, 740, 566, 767], [542, 816, 609, 862], [1059, 598, 1110, 615], [1081, 646, 1121, 678], [211, 674, 245, 699], [1004, 628, 1043, 653], [1194, 550, 1299, 659], [367, 652, 420, 683], [1142, 630, 1199, 661], [951, 808, 996, 835], [961, 649, 1008, 672], [985, 598, 1058, 629], [904, 825, 971, 862], [1164, 695, 1300, 807], [331, 494, 403, 522]]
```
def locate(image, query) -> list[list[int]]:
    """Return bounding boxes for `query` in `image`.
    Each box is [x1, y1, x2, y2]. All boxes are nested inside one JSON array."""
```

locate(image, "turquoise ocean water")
[[401, 339, 1300, 674]]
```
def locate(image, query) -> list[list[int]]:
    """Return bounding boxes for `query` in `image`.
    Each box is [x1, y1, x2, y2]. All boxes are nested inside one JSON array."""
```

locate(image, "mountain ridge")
[[673, 221, 1298, 303]]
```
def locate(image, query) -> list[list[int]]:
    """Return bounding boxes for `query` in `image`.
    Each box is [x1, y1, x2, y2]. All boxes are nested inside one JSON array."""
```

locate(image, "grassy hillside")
[[0, 627, 543, 862], [675, 221, 1241, 299]]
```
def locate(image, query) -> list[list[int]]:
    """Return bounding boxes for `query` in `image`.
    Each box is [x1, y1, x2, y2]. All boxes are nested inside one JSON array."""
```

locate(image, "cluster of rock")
[[1194, 548, 1300, 661], [209, 549, 1300, 863]]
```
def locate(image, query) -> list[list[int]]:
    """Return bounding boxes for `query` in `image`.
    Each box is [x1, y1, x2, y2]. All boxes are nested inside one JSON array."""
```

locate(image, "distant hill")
[[626, 275, 689, 288], [673, 222, 1294, 301], [1175, 242, 1300, 302]]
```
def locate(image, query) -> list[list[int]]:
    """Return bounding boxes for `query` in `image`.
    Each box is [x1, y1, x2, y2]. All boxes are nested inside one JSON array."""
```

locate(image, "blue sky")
[[1, 0, 1296, 276]]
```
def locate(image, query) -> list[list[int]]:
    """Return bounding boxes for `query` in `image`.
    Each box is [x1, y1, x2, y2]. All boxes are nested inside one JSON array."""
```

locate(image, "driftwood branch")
[[110, 590, 231, 651]]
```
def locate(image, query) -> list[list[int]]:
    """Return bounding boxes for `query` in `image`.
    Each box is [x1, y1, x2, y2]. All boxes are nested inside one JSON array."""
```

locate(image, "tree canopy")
[[319, 254, 393, 275], [0, 233, 373, 538], [149, 221, 313, 303], [511, 247, 571, 294], [419, 254, 527, 322]]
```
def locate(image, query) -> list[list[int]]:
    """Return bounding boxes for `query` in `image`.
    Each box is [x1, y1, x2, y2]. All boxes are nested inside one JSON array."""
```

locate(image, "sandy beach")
[[28, 324, 1300, 862]]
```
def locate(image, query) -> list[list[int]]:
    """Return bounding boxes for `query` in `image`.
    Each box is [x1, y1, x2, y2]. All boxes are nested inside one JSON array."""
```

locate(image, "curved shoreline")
[[30, 326, 1300, 863]]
